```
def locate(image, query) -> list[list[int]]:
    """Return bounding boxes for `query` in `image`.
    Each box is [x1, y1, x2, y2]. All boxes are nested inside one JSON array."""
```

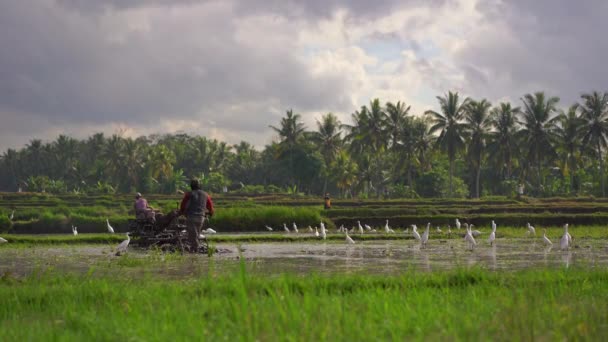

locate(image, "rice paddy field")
[[2, 193, 608, 340]]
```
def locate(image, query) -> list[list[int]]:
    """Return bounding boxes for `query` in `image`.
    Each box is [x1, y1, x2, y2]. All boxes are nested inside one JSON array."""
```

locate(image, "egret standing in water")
[[283, 223, 290, 233], [526, 222, 536, 236], [115, 232, 131, 256], [292, 222, 298, 233], [412, 225, 421, 242], [455, 219, 461, 230], [345, 231, 355, 244], [464, 225, 477, 250], [71, 225, 78, 236], [106, 219, 115, 234], [421, 223, 430, 248], [320, 222, 327, 240], [560, 225, 571, 250], [265, 225, 273, 231], [542, 229, 553, 246], [314, 226, 319, 237], [488, 223, 496, 246], [0, 236, 7, 243]]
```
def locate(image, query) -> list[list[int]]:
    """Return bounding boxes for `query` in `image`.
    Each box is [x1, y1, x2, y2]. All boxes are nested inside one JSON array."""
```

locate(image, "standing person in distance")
[[324, 192, 332, 209], [179, 179, 215, 253]]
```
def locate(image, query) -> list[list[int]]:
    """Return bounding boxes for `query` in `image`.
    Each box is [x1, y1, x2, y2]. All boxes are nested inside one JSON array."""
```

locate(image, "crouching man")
[[179, 178, 215, 253]]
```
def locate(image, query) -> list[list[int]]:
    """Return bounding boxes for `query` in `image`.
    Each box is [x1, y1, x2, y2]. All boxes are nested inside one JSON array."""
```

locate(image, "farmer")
[[134, 192, 156, 221], [324, 192, 332, 209], [179, 178, 215, 253]]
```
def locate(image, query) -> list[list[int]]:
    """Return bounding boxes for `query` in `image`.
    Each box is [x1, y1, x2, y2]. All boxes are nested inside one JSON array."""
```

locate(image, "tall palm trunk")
[[537, 147, 542, 192], [475, 152, 482, 198], [448, 157, 454, 197], [599, 141, 605, 197]]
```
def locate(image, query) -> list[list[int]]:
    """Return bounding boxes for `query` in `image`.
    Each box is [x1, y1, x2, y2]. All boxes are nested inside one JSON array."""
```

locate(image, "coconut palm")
[[425, 91, 470, 196], [385, 101, 411, 151], [269, 109, 307, 185], [518, 92, 560, 192], [331, 150, 358, 198], [487, 103, 520, 181], [464, 99, 492, 198], [343, 99, 388, 155], [579, 91, 608, 197], [553, 105, 584, 194], [311, 113, 343, 193]]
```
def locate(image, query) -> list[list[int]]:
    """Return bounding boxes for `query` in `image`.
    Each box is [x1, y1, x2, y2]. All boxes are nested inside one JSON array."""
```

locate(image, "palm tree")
[[385, 101, 411, 151], [518, 92, 560, 192], [269, 109, 307, 186], [487, 103, 520, 181], [343, 99, 388, 155], [331, 150, 358, 198], [464, 99, 492, 198], [425, 91, 470, 196], [553, 105, 584, 194], [311, 113, 342, 193], [579, 91, 608, 197]]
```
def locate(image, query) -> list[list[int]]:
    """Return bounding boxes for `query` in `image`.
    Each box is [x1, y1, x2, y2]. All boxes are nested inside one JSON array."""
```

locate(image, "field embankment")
[[3, 193, 608, 234]]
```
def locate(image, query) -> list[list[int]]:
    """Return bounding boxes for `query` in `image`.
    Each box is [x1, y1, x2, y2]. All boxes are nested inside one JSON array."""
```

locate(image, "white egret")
[[265, 225, 273, 231], [563, 224, 572, 245], [357, 221, 364, 235], [308, 226, 314, 233], [0, 236, 7, 243], [560, 225, 571, 250], [320, 222, 327, 240], [526, 222, 536, 236], [199, 233, 206, 239], [283, 223, 290, 233], [106, 219, 115, 234], [471, 224, 482, 238], [203, 228, 216, 234], [315, 227, 319, 237], [364, 224, 372, 231], [488, 223, 496, 246], [464, 225, 477, 250], [345, 231, 355, 244], [421, 223, 430, 247], [72, 225, 78, 236], [115, 232, 131, 256], [292, 222, 298, 233], [542, 229, 553, 246], [9, 210, 14, 221], [338, 225, 345, 233], [412, 225, 421, 241], [455, 219, 461, 230]]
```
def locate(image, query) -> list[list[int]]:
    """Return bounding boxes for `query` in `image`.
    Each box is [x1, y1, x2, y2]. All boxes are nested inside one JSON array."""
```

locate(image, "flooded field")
[[2, 238, 607, 278]]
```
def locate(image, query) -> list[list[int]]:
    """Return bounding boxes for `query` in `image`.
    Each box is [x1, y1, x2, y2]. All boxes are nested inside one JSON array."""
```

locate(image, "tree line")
[[1, 90, 608, 198]]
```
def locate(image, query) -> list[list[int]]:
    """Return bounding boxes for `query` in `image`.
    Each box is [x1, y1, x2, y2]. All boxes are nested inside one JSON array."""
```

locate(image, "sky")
[[1, 0, 607, 151]]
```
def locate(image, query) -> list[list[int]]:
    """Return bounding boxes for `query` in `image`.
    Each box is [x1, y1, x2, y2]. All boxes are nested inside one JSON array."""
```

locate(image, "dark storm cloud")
[[0, 0, 350, 132], [458, 0, 608, 105]]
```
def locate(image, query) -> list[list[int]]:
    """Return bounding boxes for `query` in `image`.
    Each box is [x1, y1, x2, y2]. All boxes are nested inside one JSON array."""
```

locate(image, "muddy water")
[[1, 239, 607, 278]]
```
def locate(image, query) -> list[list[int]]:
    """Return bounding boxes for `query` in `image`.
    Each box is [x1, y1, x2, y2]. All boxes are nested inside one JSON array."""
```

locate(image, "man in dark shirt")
[[179, 178, 215, 252]]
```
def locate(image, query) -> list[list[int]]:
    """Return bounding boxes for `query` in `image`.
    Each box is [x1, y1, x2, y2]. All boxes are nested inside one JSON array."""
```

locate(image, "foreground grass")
[[0, 267, 607, 340]]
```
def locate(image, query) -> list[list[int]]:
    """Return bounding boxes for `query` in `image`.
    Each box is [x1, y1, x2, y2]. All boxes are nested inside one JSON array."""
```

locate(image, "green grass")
[[0, 267, 606, 340]]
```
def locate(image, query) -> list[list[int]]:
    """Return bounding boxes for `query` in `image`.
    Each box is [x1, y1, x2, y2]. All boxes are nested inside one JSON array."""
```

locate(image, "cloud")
[[1, 0, 607, 151]]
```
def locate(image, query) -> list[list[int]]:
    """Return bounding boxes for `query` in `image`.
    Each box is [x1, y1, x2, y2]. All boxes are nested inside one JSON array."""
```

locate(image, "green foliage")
[[416, 170, 468, 198], [0, 269, 607, 340]]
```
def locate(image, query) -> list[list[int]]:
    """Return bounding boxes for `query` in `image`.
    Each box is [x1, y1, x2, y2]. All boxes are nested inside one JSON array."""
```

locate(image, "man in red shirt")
[[179, 179, 214, 252]]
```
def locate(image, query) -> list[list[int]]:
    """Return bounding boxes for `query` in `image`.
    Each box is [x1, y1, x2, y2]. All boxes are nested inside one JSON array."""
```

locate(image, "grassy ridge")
[[0, 268, 606, 340], [4, 193, 608, 233]]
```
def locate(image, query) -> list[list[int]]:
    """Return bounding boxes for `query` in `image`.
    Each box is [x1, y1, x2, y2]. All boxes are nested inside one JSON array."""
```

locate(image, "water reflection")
[[1, 238, 608, 277]]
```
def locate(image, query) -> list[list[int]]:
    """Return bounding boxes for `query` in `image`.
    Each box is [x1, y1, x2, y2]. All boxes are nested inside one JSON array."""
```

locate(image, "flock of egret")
[[265, 219, 576, 251], [0, 211, 581, 256]]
